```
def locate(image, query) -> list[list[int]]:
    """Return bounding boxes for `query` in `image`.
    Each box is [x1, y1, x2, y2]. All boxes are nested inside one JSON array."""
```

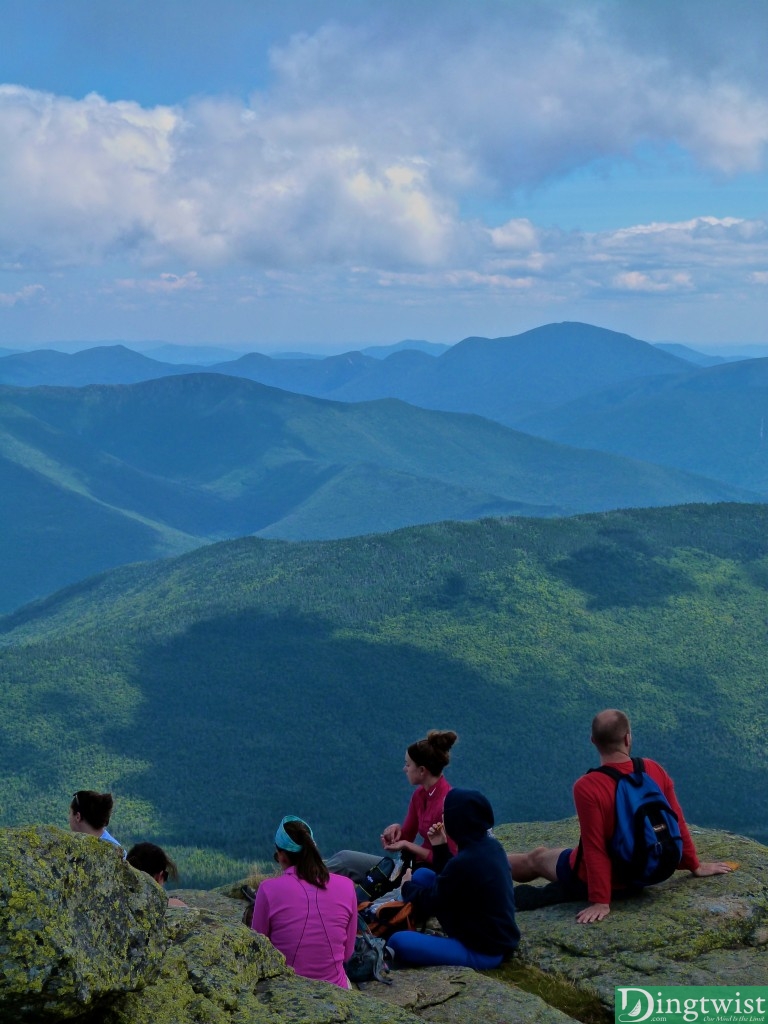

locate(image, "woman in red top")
[[382, 729, 459, 864], [325, 729, 459, 883]]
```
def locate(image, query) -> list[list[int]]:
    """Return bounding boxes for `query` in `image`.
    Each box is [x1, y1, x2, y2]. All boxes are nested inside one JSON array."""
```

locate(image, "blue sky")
[[1, 0, 767, 353]]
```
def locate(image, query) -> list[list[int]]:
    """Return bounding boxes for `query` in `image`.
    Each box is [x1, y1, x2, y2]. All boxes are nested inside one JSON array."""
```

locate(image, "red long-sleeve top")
[[401, 775, 458, 862], [569, 757, 700, 905]]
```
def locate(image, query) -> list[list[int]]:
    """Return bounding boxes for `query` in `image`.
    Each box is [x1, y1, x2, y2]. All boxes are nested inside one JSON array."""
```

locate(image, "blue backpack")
[[588, 757, 683, 887]]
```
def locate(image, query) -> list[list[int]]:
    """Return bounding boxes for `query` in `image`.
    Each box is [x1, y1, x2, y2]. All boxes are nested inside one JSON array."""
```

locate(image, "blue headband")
[[275, 815, 313, 853]]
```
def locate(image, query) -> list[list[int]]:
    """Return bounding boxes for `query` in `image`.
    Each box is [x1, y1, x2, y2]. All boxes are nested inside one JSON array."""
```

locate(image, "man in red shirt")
[[508, 709, 733, 923]]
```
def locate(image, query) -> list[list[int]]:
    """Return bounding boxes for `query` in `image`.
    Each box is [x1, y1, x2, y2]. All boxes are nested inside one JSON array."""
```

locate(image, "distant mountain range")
[[3, 324, 762, 436], [2, 505, 766, 882], [360, 339, 449, 359], [518, 357, 768, 494], [0, 324, 692, 425], [4, 372, 750, 613], [0, 346, 192, 387], [652, 343, 732, 366]]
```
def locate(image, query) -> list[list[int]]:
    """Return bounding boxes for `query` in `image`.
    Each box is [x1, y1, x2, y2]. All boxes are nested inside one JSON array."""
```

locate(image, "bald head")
[[591, 709, 631, 755]]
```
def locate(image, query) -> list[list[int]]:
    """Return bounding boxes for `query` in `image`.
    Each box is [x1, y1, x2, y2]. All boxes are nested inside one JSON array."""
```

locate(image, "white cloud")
[[3, 8, 768, 274], [0, 283, 44, 307], [266, 14, 768, 188], [612, 271, 694, 294], [114, 271, 203, 293], [489, 220, 540, 251], [0, 6, 767, 331], [376, 269, 534, 292]]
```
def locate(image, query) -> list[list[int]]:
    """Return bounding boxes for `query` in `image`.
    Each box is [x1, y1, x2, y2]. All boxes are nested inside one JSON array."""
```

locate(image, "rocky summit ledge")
[[495, 818, 768, 1013], [1, 821, 765, 1024]]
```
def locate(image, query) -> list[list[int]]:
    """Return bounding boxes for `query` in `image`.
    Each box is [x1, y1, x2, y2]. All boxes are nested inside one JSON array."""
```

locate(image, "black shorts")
[[555, 848, 589, 900]]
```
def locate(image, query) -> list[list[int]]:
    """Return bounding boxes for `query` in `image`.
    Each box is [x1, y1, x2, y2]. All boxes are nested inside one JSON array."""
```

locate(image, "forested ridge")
[[2, 503, 767, 887]]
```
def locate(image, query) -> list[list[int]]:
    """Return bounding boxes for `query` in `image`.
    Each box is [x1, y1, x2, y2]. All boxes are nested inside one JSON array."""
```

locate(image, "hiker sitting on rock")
[[126, 842, 188, 907], [326, 729, 459, 884], [251, 815, 357, 989], [387, 788, 520, 968], [508, 708, 733, 924], [69, 790, 124, 854]]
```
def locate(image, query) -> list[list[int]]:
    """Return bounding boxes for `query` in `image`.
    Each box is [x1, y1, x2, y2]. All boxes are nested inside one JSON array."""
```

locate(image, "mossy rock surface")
[[357, 965, 580, 1024], [101, 910, 419, 1024], [3, 822, 766, 1024], [496, 819, 768, 1010], [0, 825, 167, 1021], [0, 827, 422, 1024]]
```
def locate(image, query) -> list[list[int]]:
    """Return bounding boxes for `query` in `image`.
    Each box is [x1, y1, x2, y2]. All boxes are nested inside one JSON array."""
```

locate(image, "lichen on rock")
[[3, 820, 766, 1024], [0, 825, 167, 1021], [496, 818, 768, 1011]]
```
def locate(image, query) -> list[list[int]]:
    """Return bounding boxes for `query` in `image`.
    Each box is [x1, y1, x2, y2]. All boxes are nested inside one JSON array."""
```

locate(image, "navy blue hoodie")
[[402, 788, 520, 957]]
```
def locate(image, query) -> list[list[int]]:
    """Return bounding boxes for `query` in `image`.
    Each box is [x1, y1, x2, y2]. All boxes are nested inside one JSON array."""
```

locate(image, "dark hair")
[[280, 819, 329, 888], [71, 790, 114, 829], [591, 709, 631, 754], [407, 729, 458, 777], [126, 842, 179, 882]]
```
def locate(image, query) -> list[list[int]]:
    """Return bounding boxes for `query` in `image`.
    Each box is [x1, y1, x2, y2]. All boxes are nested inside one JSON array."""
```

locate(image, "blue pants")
[[388, 930, 503, 969], [389, 867, 504, 969]]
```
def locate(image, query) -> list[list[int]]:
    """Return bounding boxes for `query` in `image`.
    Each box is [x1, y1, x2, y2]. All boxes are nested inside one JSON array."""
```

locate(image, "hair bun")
[[427, 729, 458, 752]]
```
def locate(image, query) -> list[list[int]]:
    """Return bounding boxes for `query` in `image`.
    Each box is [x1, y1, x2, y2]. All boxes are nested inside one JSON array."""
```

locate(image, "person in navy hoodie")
[[388, 788, 519, 968]]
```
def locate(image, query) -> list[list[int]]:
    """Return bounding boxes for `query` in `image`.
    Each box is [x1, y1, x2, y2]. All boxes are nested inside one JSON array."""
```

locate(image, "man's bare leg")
[[508, 846, 565, 883]]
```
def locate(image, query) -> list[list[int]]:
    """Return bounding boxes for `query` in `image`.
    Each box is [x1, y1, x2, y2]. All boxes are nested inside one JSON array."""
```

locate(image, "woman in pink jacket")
[[252, 815, 357, 988]]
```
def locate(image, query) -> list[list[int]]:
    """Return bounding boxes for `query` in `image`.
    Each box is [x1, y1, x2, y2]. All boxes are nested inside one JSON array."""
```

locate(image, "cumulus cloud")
[[0, 4, 767, 316], [266, 13, 768, 186]]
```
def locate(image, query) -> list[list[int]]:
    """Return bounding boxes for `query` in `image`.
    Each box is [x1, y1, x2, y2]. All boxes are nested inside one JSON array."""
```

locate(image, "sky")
[[1, 0, 767, 354]]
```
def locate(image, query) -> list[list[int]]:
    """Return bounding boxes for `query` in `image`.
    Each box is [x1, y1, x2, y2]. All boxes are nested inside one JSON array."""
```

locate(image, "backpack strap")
[[587, 756, 645, 783], [577, 757, 647, 871]]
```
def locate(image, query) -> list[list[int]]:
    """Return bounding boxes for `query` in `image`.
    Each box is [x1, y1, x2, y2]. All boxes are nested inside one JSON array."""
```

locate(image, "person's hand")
[[381, 824, 401, 846], [575, 902, 610, 924], [382, 838, 408, 852], [692, 861, 734, 877], [401, 868, 412, 885], [427, 821, 447, 846]]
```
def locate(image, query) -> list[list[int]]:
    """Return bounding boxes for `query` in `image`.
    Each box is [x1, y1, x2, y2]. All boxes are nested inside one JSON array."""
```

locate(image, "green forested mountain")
[[2, 373, 750, 613], [518, 357, 768, 493], [2, 504, 767, 886]]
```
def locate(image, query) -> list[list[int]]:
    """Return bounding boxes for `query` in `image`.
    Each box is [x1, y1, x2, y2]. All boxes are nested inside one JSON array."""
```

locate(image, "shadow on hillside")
[[549, 543, 693, 609], [109, 608, 581, 864], [419, 570, 502, 611]]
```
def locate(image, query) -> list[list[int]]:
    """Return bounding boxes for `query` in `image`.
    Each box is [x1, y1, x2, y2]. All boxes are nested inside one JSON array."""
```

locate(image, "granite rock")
[[496, 818, 768, 1011], [0, 825, 166, 1021], [4, 821, 764, 1024]]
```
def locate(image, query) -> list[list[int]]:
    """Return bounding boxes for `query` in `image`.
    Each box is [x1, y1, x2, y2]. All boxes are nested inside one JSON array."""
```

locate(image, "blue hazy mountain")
[[516, 357, 768, 494], [360, 339, 450, 358], [0, 372, 754, 613], [653, 343, 731, 366], [206, 322, 692, 424], [0, 345, 195, 386], [143, 343, 248, 364], [1, 324, 689, 424]]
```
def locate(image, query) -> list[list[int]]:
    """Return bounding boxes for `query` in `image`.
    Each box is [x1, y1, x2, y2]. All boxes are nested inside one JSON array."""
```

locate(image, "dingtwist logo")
[[615, 987, 768, 1024]]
